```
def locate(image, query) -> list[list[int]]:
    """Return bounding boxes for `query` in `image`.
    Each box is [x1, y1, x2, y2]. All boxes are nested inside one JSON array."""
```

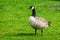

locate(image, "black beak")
[[29, 6, 33, 9]]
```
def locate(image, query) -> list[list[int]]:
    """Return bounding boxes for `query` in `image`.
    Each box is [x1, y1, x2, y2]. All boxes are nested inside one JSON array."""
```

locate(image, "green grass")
[[0, 0, 60, 40]]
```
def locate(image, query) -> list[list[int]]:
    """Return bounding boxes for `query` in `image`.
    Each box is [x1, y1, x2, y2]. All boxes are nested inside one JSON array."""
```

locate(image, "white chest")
[[29, 16, 36, 26]]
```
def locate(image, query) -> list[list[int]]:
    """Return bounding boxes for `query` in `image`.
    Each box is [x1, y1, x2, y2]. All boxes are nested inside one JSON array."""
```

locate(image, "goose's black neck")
[[31, 9, 36, 17]]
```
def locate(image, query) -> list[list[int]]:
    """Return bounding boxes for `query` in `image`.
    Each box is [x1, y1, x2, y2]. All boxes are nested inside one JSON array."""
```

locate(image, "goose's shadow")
[[8, 33, 36, 36]]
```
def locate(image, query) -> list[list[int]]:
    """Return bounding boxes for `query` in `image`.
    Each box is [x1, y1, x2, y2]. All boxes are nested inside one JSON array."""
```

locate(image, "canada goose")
[[29, 6, 51, 35]]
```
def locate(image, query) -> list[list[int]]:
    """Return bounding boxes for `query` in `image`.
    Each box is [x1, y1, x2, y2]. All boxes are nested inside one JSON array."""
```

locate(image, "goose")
[[29, 6, 51, 35]]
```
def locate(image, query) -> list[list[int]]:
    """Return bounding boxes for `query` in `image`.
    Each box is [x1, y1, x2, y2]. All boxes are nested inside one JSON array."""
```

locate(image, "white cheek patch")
[[31, 7, 34, 10]]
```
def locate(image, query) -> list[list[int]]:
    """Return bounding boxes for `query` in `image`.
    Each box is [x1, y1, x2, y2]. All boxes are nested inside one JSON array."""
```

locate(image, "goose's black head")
[[29, 6, 36, 17], [29, 6, 35, 10]]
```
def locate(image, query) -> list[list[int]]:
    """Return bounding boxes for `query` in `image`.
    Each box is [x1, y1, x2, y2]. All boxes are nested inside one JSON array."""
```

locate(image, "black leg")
[[41, 28, 43, 36], [35, 28, 37, 35]]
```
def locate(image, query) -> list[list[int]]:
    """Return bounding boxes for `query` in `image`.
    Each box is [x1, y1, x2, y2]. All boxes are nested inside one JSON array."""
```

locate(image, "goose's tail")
[[48, 21, 51, 26]]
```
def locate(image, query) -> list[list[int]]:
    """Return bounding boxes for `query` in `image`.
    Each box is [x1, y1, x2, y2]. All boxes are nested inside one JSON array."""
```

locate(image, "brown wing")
[[35, 17, 48, 23]]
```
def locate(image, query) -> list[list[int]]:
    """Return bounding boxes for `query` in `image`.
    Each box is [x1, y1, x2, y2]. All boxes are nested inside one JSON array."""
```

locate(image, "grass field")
[[0, 0, 60, 40]]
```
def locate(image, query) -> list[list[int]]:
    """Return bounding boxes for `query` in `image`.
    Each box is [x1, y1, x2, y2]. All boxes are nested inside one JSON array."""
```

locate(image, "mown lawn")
[[0, 0, 60, 40]]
